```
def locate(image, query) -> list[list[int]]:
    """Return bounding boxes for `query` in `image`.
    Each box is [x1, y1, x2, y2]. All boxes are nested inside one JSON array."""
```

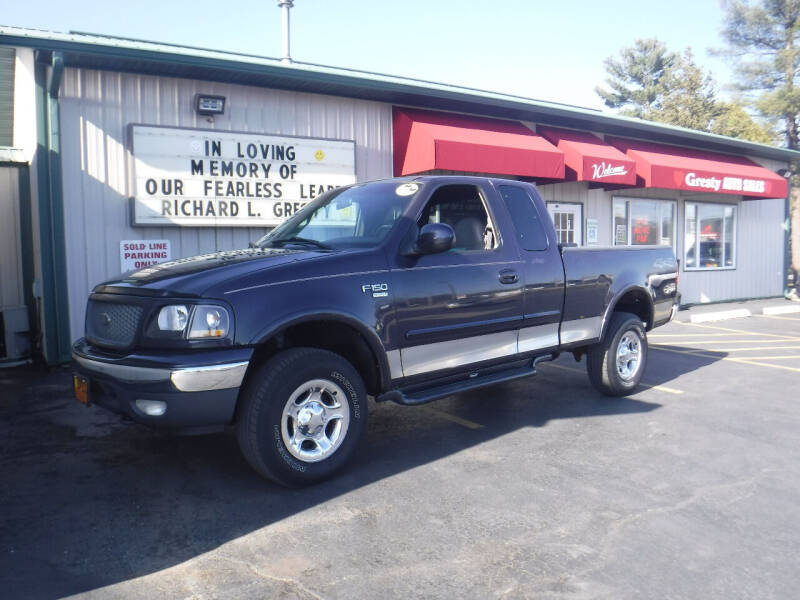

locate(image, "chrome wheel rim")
[[616, 331, 642, 381], [281, 378, 350, 463]]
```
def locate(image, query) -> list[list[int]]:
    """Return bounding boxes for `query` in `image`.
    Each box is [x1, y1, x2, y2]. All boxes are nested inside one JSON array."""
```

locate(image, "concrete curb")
[[689, 309, 752, 323], [683, 302, 800, 323]]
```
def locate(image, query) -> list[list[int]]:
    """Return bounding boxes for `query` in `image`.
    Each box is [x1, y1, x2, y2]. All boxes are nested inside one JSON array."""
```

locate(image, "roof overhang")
[[1, 25, 798, 165]]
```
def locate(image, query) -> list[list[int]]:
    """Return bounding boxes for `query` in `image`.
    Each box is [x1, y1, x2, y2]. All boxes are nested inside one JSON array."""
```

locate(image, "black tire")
[[586, 312, 648, 397], [236, 347, 368, 487]]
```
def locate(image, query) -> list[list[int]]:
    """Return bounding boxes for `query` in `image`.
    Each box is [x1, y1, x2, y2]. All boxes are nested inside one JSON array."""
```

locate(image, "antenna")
[[277, 0, 294, 64]]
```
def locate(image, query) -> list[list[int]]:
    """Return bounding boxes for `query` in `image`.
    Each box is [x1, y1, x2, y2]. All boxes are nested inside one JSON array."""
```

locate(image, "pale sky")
[[1, 0, 735, 111]]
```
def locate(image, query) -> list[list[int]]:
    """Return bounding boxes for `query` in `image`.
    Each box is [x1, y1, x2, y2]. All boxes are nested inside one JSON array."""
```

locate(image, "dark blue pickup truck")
[[72, 176, 679, 486]]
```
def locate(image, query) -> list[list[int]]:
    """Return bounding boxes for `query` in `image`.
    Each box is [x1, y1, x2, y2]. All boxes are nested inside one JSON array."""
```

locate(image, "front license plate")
[[74, 374, 90, 405]]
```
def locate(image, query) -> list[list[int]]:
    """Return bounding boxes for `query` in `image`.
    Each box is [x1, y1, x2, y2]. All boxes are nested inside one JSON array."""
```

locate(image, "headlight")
[[188, 305, 230, 339], [154, 304, 230, 339], [157, 305, 189, 331]]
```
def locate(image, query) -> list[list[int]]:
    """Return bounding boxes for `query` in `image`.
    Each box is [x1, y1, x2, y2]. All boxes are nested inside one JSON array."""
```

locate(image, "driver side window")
[[419, 184, 497, 251]]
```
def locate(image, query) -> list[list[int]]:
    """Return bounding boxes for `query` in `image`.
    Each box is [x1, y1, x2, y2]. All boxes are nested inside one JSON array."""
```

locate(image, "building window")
[[613, 198, 676, 248], [684, 202, 737, 270]]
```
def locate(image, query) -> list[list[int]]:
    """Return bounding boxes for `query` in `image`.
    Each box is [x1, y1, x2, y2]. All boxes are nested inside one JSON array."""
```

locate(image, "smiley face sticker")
[[314, 149, 325, 161]]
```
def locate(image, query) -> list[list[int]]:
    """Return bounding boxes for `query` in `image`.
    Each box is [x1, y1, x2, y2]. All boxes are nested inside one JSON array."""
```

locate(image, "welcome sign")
[[131, 125, 356, 227]]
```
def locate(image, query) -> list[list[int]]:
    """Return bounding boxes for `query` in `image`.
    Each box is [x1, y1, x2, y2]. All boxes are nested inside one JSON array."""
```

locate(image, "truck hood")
[[94, 247, 319, 297]]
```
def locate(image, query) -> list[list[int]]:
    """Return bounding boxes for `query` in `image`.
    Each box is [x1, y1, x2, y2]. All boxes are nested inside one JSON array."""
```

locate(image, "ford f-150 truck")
[[72, 176, 679, 486]]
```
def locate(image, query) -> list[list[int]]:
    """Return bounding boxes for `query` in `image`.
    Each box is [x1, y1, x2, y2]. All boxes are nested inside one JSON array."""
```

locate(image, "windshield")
[[256, 181, 422, 250]]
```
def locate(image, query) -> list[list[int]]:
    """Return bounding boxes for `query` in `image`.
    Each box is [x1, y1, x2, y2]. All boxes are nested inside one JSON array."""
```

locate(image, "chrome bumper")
[[72, 354, 249, 392]]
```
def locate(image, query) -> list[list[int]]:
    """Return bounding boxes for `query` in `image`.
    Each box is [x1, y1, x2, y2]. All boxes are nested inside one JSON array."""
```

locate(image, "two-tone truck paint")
[[72, 176, 680, 486]]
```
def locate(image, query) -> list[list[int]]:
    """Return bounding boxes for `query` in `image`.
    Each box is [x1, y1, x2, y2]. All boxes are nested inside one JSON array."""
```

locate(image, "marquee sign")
[[131, 125, 356, 227]]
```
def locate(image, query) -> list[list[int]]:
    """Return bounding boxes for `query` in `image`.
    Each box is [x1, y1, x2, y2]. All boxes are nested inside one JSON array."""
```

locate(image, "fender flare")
[[250, 310, 392, 391], [599, 284, 655, 340]]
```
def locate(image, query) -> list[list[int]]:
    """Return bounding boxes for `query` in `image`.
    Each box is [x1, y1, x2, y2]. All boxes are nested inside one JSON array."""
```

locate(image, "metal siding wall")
[[538, 182, 784, 304], [59, 67, 393, 342], [0, 47, 14, 146], [0, 167, 24, 308], [539, 182, 607, 245]]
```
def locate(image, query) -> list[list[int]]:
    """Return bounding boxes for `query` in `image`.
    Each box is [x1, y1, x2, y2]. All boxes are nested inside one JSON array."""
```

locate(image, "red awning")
[[393, 108, 564, 179], [538, 126, 636, 186], [608, 137, 788, 199]]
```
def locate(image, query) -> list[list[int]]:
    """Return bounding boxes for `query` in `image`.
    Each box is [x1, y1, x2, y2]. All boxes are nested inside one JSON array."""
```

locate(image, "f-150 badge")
[[362, 283, 388, 298]]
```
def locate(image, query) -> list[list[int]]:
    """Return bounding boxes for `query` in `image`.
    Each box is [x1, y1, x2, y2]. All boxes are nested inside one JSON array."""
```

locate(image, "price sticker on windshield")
[[395, 183, 419, 196]]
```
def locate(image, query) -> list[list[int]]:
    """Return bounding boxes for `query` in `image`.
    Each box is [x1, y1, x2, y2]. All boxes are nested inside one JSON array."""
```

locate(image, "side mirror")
[[413, 223, 455, 255]]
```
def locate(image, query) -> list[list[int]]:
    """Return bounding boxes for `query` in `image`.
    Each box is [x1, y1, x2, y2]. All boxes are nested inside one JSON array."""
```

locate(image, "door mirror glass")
[[415, 223, 455, 255]]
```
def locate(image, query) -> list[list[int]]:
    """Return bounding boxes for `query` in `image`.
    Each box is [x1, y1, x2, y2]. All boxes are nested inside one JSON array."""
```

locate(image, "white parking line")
[[762, 305, 800, 315], [544, 362, 684, 395], [754, 314, 800, 321], [424, 407, 484, 430]]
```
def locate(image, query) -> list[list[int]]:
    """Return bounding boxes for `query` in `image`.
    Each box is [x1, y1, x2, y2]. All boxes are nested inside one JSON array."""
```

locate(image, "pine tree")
[[657, 49, 719, 131], [595, 38, 678, 119], [719, 0, 800, 291], [712, 102, 775, 143], [597, 40, 772, 142]]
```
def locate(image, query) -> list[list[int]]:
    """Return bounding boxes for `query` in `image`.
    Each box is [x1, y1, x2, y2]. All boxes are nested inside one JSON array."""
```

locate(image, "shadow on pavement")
[[643, 344, 727, 387], [0, 347, 719, 599]]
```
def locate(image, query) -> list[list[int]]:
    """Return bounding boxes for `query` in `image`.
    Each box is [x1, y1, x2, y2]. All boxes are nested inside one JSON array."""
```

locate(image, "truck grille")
[[86, 300, 143, 349]]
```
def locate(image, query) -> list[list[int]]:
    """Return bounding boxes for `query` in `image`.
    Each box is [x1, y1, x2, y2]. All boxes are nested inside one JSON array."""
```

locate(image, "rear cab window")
[[498, 185, 549, 251]]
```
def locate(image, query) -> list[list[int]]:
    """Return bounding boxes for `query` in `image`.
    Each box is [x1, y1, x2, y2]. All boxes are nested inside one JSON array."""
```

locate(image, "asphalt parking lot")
[[2, 306, 800, 599]]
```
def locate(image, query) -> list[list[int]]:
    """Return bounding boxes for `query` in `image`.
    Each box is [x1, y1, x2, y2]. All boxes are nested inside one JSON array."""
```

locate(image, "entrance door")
[[547, 202, 583, 246]]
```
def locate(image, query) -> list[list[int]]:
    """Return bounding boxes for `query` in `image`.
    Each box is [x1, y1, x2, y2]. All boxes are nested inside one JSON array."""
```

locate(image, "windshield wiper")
[[268, 236, 333, 250]]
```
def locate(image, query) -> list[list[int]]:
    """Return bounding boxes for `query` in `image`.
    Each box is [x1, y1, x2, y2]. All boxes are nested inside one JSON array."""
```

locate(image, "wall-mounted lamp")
[[195, 94, 226, 116]]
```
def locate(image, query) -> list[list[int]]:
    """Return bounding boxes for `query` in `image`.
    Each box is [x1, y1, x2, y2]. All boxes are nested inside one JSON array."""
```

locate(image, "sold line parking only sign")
[[131, 125, 356, 227], [120, 239, 171, 272]]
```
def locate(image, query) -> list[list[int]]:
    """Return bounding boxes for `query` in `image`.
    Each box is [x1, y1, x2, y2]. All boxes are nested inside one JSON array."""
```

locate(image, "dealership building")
[[0, 26, 796, 364]]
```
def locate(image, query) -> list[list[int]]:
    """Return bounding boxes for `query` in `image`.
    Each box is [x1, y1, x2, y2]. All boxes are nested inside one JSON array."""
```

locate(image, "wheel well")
[[611, 289, 653, 331], [249, 320, 382, 395]]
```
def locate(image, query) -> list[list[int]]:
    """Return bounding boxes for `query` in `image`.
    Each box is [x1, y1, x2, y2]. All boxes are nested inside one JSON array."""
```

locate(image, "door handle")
[[498, 269, 519, 284]]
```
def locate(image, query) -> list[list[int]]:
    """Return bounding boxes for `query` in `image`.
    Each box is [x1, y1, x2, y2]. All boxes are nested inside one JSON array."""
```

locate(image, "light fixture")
[[195, 94, 226, 116]]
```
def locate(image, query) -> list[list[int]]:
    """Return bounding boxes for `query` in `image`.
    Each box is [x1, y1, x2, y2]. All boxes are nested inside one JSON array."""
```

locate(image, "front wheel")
[[586, 312, 647, 396], [236, 347, 368, 487]]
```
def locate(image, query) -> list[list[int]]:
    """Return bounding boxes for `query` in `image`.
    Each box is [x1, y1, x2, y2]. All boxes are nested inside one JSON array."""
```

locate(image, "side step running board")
[[380, 362, 548, 406]]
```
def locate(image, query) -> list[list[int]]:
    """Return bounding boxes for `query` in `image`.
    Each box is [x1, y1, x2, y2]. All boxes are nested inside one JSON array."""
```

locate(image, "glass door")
[[546, 202, 583, 245]]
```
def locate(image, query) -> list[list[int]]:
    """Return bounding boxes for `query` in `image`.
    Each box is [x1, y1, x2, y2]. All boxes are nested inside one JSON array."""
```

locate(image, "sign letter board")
[[131, 125, 356, 227]]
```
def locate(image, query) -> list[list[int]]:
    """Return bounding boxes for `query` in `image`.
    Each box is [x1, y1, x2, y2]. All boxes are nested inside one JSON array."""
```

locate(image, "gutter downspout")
[[34, 50, 71, 364], [785, 173, 795, 298]]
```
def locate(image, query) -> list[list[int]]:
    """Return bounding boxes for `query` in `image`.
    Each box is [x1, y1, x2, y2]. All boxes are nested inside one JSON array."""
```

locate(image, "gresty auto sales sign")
[[131, 125, 356, 227], [650, 165, 786, 198], [680, 171, 766, 194]]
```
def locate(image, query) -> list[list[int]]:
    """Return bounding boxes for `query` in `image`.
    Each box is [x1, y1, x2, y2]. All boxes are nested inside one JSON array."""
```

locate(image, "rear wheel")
[[236, 347, 368, 486], [587, 312, 647, 396]]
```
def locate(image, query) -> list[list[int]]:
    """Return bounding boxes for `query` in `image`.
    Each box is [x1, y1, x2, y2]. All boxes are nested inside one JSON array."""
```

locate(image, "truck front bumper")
[[71, 338, 253, 430]]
